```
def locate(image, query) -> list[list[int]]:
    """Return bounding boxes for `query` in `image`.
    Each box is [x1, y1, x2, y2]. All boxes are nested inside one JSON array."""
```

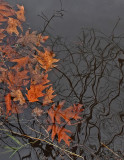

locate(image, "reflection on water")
[[0, 27, 124, 159], [6, 0, 124, 40], [0, 0, 124, 159]]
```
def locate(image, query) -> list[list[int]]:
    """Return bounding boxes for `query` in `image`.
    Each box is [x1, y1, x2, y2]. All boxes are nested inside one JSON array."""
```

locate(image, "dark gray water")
[[0, 0, 124, 160], [7, 0, 124, 40]]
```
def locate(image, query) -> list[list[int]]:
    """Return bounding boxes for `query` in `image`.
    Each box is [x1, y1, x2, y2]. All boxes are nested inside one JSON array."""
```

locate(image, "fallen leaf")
[[11, 89, 25, 105], [0, 1, 15, 19], [48, 101, 83, 125], [7, 70, 29, 90], [5, 93, 11, 116], [26, 74, 50, 102], [0, 29, 6, 42], [6, 17, 23, 35], [11, 103, 27, 114], [43, 86, 56, 105], [11, 56, 29, 71], [0, 45, 18, 59], [17, 30, 47, 49], [16, 4, 25, 21], [47, 124, 72, 146], [32, 107, 43, 116], [35, 48, 59, 71]]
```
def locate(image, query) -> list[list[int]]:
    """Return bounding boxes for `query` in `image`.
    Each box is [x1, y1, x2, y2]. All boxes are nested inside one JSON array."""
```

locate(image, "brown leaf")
[[11, 103, 27, 114], [43, 86, 56, 105], [35, 48, 59, 71], [47, 124, 72, 146], [0, 45, 18, 59], [32, 107, 43, 116], [10, 89, 25, 105], [0, 29, 6, 42], [6, 17, 23, 35], [26, 74, 50, 102], [16, 4, 25, 21], [0, 2, 15, 19], [11, 56, 29, 71], [48, 101, 83, 125], [5, 93, 11, 116], [17, 30, 47, 49]]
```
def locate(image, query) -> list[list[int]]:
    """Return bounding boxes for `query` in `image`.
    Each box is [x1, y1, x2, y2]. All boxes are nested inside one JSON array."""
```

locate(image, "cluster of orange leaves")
[[0, 1, 84, 146]]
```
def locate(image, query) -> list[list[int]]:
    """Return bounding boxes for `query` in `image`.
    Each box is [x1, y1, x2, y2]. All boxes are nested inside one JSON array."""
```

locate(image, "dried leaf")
[[43, 86, 56, 105], [47, 125, 72, 146], [26, 74, 50, 102], [6, 17, 23, 35], [16, 4, 25, 21], [11, 89, 25, 105], [0, 29, 6, 42], [48, 101, 83, 125], [7, 70, 29, 90], [17, 30, 47, 49], [32, 107, 43, 116], [0, 1, 15, 20], [11, 56, 29, 71], [0, 45, 18, 59], [35, 48, 59, 71], [5, 93, 11, 115], [11, 103, 27, 114]]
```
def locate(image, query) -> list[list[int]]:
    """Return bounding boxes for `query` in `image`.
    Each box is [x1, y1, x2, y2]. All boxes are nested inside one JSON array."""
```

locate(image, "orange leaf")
[[0, 45, 18, 59], [6, 17, 23, 35], [0, 29, 6, 42], [26, 74, 50, 102], [26, 84, 45, 102], [35, 48, 59, 71], [10, 89, 25, 105], [43, 86, 56, 105], [5, 93, 11, 116], [47, 124, 72, 146], [17, 30, 47, 49], [16, 4, 25, 21], [0, 1, 15, 19], [7, 70, 29, 90], [11, 56, 29, 71], [48, 101, 83, 125]]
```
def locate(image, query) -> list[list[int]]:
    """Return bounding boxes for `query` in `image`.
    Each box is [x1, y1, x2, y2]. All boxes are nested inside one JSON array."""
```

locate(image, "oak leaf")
[[5, 93, 11, 116], [28, 63, 44, 84], [7, 70, 29, 90], [10, 89, 25, 105], [11, 56, 29, 71], [47, 124, 72, 146], [11, 103, 27, 114], [6, 17, 23, 35], [32, 107, 43, 116], [0, 29, 6, 42], [0, 45, 18, 59], [0, 70, 7, 83], [0, 1, 15, 22], [26, 74, 50, 102], [16, 4, 25, 22], [17, 30, 48, 49], [43, 86, 56, 105], [48, 101, 83, 125], [35, 48, 59, 71]]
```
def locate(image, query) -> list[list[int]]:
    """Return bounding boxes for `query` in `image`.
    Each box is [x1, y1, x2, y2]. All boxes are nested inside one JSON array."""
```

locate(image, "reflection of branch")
[[101, 142, 123, 160], [0, 128, 85, 159], [50, 28, 124, 159], [38, 9, 64, 34], [54, 67, 79, 100]]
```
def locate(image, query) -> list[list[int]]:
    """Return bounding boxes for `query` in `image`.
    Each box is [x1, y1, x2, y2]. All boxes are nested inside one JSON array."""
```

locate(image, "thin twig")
[[0, 128, 84, 159]]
